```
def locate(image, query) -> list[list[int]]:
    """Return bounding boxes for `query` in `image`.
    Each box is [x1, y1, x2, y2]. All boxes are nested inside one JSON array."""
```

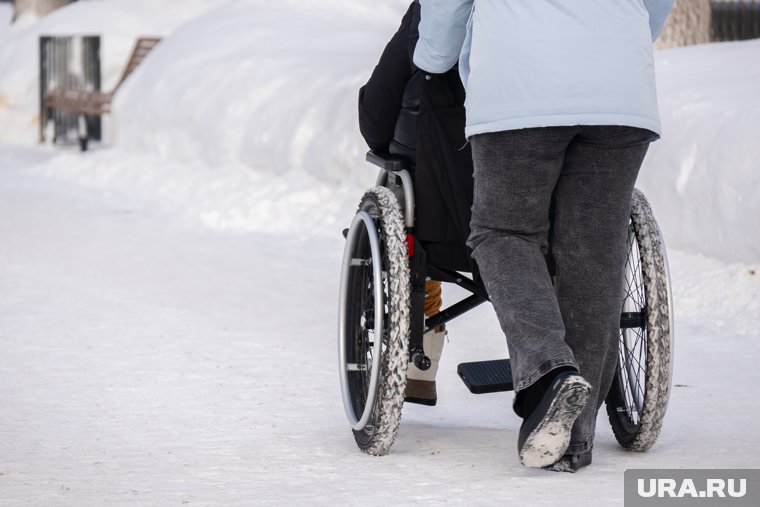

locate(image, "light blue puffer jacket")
[[413, 0, 674, 138]]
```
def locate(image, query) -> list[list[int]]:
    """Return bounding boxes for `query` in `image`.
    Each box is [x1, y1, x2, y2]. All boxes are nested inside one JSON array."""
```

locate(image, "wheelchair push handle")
[[365, 150, 411, 172]]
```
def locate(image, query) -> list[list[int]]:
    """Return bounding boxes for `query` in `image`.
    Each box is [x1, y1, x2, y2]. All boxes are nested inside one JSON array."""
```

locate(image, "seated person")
[[357, 0, 477, 406]]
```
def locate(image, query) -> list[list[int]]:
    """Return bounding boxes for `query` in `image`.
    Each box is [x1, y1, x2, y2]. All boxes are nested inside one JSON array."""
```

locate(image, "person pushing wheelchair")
[[411, 0, 673, 471]]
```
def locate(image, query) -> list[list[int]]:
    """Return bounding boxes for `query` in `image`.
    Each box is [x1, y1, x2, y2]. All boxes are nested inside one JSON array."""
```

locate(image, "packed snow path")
[[1, 146, 759, 506]]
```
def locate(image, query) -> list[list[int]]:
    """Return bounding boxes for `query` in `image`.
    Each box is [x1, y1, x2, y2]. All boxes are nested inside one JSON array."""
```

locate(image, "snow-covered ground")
[[1, 0, 760, 504], [1, 144, 759, 506]]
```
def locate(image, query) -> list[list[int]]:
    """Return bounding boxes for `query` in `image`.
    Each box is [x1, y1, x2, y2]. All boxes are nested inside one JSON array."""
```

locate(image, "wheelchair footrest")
[[457, 359, 514, 394]]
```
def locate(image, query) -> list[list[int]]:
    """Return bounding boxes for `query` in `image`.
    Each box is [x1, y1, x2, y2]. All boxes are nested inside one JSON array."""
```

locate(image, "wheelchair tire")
[[338, 186, 410, 455], [606, 189, 674, 451]]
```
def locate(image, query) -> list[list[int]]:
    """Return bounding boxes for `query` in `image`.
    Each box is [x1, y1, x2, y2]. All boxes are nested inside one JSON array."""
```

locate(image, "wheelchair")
[[338, 150, 674, 456]]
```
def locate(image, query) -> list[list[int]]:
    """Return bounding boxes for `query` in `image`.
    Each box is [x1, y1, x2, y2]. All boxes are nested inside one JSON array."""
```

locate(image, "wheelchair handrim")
[[338, 211, 384, 431]]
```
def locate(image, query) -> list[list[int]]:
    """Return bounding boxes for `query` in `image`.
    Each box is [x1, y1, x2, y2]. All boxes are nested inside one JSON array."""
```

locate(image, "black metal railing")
[[712, 0, 760, 41], [39, 35, 101, 144]]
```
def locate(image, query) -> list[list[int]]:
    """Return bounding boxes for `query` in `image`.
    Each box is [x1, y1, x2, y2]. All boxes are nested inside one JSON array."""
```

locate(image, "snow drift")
[[639, 39, 760, 263], [113, 0, 410, 186]]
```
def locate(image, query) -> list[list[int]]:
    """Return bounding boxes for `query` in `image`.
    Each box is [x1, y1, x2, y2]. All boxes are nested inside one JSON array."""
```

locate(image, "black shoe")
[[514, 365, 578, 418], [517, 372, 592, 468], [543, 449, 593, 473]]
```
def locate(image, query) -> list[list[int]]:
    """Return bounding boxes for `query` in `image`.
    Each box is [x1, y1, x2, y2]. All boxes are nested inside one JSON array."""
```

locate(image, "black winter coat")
[[358, 1, 474, 271]]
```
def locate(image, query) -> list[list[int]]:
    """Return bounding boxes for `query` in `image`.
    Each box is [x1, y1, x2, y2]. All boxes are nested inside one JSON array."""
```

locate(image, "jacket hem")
[[465, 114, 662, 139]]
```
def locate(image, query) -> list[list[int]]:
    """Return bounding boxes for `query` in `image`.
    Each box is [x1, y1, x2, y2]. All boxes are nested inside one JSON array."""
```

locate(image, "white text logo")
[[637, 478, 747, 499]]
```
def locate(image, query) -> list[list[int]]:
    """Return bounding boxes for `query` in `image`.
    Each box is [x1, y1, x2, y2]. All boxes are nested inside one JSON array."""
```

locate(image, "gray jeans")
[[467, 126, 654, 453]]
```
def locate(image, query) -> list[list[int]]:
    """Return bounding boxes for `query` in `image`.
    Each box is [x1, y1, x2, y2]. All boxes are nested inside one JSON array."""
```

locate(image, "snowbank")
[[113, 0, 409, 186], [0, 0, 225, 143], [29, 148, 368, 238], [639, 39, 760, 263]]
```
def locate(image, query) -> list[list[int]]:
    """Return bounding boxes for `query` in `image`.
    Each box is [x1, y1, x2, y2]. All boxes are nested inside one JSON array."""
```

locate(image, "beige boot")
[[405, 325, 446, 406]]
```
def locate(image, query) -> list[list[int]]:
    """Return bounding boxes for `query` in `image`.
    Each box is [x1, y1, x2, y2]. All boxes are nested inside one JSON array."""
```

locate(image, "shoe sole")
[[519, 376, 592, 468], [542, 451, 593, 473]]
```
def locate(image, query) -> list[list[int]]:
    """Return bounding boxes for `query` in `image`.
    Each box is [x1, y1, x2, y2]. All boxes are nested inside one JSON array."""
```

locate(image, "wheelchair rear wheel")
[[338, 186, 410, 455], [606, 189, 674, 451]]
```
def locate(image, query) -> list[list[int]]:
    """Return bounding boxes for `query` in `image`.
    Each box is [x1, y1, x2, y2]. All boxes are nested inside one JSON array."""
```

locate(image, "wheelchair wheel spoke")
[[618, 324, 648, 425]]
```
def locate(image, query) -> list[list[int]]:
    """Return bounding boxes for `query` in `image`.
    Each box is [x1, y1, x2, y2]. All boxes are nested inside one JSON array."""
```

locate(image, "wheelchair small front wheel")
[[606, 189, 674, 451], [338, 186, 410, 455]]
